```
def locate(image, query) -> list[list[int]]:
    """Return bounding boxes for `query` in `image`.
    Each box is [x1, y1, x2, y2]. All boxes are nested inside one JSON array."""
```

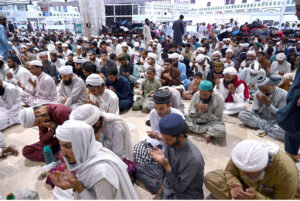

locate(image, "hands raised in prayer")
[[17, 81, 25, 90], [163, 72, 172, 80], [249, 84, 256, 91], [49, 171, 85, 193], [215, 78, 220, 89], [228, 84, 236, 94], [229, 183, 256, 199], [148, 146, 171, 172], [84, 98, 99, 107], [122, 72, 130, 77], [40, 121, 57, 135], [195, 103, 209, 113], [28, 77, 37, 88], [147, 131, 162, 141], [137, 91, 143, 95], [256, 94, 272, 107], [61, 97, 67, 104]]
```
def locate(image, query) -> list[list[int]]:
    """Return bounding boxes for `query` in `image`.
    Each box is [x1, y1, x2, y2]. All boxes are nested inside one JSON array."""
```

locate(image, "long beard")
[[63, 79, 73, 86], [244, 170, 265, 184], [201, 95, 212, 104], [223, 79, 234, 87]]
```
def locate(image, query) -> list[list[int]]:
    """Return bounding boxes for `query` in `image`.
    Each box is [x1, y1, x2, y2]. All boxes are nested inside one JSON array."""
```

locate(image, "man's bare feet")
[[203, 133, 211, 144], [2, 145, 18, 157]]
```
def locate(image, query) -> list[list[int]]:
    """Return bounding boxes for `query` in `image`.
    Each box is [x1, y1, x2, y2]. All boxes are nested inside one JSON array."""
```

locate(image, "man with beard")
[[207, 60, 224, 87], [169, 53, 190, 90], [239, 77, 286, 141], [58, 66, 87, 109], [73, 56, 85, 80], [186, 80, 226, 143], [149, 113, 205, 199], [194, 54, 210, 80], [215, 67, 249, 115], [6, 55, 33, 90], [204, 139, 298, 199], [239, 61, 266, 99], [106, 67, 133, 112], [50, 50, 65, 70], [88, 50, 101, 72], [239, 51, 256, 72], [0, 80, 21, 131], [146, 53, 164, 80], [39, 51, 59, 84], [20, 60, 57, 106], [62, 43, 72, 60], [270, 52, 291, 85], [160, 58, 181, 87], [19, 44, 36, 69], [80, 47, 89, 61], [143, 18, 152, 50], [18, 104, 71, 162], [65, 53, 75, 69], [0, 14, 11, 60]]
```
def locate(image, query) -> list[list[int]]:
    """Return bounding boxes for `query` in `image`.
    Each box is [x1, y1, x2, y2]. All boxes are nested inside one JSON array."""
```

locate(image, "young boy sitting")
[[183, 72, 202, 100], [132, 67, 162, 113]]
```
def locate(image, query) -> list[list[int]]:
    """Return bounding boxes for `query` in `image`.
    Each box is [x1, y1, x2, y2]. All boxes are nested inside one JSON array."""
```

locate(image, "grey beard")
[[243, 170, 265, 184]]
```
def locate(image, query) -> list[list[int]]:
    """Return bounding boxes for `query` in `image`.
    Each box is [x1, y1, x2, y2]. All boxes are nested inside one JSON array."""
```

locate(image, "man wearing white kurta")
[[143, 18, 152, 50], [194, 54, 210, 80], [6, 55, 33, 91], [58, 66, 88, 109], [215, 67, 249, 115], [0, 56, 9, 81], [270, 53, 291, 85], [85, 74, 119, 115], [20, 60, 57, 107], [0, 80, 21, 130], [50, 119, 138, 200]]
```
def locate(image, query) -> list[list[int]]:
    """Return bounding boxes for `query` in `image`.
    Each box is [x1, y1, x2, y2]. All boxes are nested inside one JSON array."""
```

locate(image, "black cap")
[[154, 89, 171, 104]]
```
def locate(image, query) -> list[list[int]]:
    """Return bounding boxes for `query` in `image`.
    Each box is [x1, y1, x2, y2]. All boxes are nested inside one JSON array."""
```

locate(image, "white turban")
[[55, 41, 62, 45], [169, 53, 179, 59], [231, 139, 279, 172], [106, 39, 112, 44], [20, 44, 27, 49], [18, 107, 35, 128], [196, 54, 206, 63], [134, 42, 139, 47], [197, 47, 206, 52], [241, 43, 249, 48], [86, 74, 104, 86], [73, 57, 84, 64], [62, 43, 68, 48], [29, 60, 43, 67], [212, 51, 222, 57], [247, 50, 256, 57], [121, 42, 128, 47], [178, 54, 184, 62], [69, 104, 101, 126], [223, 66, 237, 75], [39, 51, 48, 57], [59, 66, 73, 75], [33, 47, 39, 52], [226, 48, 233, 54], [276, 53, 286, 61], [148, 53, 157, 61]]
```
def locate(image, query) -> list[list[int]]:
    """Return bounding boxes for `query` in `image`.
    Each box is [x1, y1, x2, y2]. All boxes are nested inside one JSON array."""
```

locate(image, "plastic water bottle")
[[43, 145, 54, 164]]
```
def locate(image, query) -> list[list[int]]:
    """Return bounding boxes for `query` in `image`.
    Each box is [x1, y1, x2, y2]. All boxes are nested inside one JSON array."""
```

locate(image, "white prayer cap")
[[178, 54, 184, 62], [276, 42, 281, 46], [276, 53, 286, 61], [196, 54, 206, 63], [197, 47, 206, 52], [296, 0, 300, 5], [119, 36, 123, 40], [86, 74, 104, 86], [55, 41, 62, 45], [169, 53, 179, 59], [249, 61, 261, 75], [106, 39, 112, 44], [33, 47, 39, 52], [76, 45, 81, 49], [227, 28, 232, 33], [73, 56, 84, 64], [29, 60, 43, 67], [49, 49, 58, 54], [18, 107, 35, 128], [247, 50, 256, 57], [112, 36, 117, 40], [257, 76, 271, 87], [26, 43, 31, 46], [62, 43, 68, 48], [223, 66, 237, 75], [231, 139, 279, 172], [132, 34, 137, 38], [69, 104, 101, 126], [99, 35, 104, 39], [148, 52, 157, 60], [212, 51, 222, 57], [20, 44, 27, 49], [154, 39, 159, 42], [59, 65, 73, 75], [134, 42, 139, 47], [226, 48, 233, 54], [241, 43, 249, 48], [121, 42, 128, 47]]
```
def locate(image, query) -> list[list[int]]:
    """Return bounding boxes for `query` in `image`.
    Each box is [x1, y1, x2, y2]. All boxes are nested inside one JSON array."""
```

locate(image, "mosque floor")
[[0, 100, 285, 199]]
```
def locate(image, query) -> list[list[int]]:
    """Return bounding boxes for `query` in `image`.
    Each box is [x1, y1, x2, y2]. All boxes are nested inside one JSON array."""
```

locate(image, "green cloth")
[[200, 80, 213, 91]]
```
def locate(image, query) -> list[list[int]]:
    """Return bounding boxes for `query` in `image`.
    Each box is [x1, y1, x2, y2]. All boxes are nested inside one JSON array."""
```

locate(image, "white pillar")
[[78, 0, 106, 37]]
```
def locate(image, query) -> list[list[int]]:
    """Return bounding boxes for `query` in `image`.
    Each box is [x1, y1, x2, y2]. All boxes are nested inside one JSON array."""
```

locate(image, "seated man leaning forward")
[[149, 113, 205, 199], [18, 104, 71, 162], [50, 120, 138, 200], [214, 67, 249, 115], [238, 76, 287, 142], [70, 104, 133, 160], [186, 80, 226, 143], [204, 139, 298, 199]]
